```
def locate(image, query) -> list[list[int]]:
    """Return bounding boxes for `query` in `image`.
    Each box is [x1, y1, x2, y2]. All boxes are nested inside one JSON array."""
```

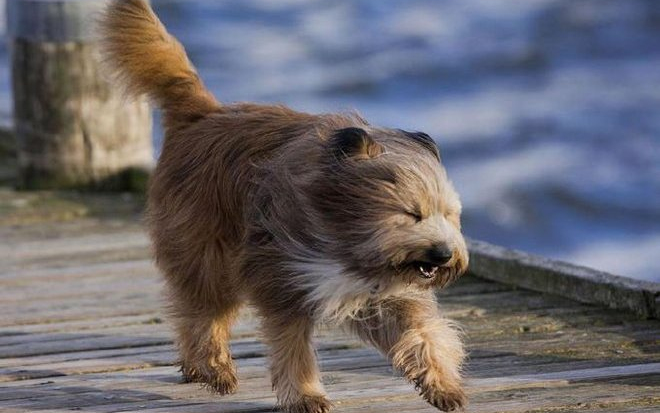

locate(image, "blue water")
[[2, 0, 659, 281]]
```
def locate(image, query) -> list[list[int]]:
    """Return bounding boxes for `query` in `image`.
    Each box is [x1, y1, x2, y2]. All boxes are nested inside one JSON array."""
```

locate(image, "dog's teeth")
[[418, 265, 440, 279]]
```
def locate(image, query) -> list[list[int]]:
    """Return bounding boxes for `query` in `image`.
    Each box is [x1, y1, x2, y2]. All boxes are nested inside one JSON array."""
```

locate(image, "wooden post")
[[8, 0, 153, 190], [0, 1, 6, 36]]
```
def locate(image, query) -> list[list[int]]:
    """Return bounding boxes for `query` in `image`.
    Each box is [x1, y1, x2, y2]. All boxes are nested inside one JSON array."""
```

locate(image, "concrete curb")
[[467, 239, 660, 319]]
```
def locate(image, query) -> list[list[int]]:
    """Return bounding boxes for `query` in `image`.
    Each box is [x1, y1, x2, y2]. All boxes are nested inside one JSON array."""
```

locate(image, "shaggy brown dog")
[[100, 1, 469, 412]]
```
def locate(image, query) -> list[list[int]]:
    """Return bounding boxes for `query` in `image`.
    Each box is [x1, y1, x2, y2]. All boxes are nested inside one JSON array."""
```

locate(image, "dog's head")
[[309, 126, 468, 290]]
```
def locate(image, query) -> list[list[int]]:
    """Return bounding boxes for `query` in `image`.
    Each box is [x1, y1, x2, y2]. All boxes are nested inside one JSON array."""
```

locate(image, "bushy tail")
[[99, 0, 220, 128]]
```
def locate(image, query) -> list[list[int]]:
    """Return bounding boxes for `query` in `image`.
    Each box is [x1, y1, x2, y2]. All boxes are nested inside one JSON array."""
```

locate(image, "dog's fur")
[[99, 1, 469, 412]]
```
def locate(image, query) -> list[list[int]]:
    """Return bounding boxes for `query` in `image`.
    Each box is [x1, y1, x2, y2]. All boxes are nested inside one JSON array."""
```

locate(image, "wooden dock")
[[1, 192, 659, 412]]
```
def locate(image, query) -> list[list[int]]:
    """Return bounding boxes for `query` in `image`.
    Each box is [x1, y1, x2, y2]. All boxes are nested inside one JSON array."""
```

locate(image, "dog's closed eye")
[[405, 210, 423, 223]]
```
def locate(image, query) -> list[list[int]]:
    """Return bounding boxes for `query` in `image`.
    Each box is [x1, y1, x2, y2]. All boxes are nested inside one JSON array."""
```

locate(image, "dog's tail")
[[99, 0, 220, 128]]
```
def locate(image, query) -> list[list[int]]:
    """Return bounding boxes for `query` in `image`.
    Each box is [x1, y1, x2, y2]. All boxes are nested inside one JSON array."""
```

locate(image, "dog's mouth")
[[412, 261, 440, 279], [393, 259, 455, 282], [391, 252, 465, 288]]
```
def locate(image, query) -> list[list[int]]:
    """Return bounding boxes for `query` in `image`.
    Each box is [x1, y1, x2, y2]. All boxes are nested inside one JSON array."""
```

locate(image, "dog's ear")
[[402, 130, 440, 161], [330, 127, 384, 160]]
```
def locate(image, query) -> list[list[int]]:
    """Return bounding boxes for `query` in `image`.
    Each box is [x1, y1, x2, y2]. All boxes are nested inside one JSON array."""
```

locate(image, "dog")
[[100, 1, 469, 412]]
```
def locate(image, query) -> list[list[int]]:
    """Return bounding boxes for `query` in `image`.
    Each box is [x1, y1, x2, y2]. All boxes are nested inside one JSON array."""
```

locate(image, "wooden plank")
[[0, 294, 159, 327], [2, 342, 656, 393], [0, 320, 270, 358], [0, 248, 152, 278], [0, 346, 382, 390], [0, 275, 160, 304], [0, 344, 174, 371], [0, 218, 141, 245], [2, 363, 657, 412], [0, 259, 154, 282], [468, 239, 660, 318], [0, 313, 163, 336], [471, 362, 660, 389], [0, 229, 148, 263], [468, 379, 660, 413], [3, 338, 655, 389], [0, 323, 170, 348], [1, 375, 656, 413]]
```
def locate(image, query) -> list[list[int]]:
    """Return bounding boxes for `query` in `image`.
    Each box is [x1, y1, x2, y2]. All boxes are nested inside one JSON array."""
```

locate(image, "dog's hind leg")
[[346, 293, 466, 412], [174, 300, 241, 395], [259, 311, 331, 413], [154, 232, 242, 394]]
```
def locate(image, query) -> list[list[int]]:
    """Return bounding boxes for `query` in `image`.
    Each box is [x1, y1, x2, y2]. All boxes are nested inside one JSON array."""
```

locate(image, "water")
[[2, 0, 659, 281]]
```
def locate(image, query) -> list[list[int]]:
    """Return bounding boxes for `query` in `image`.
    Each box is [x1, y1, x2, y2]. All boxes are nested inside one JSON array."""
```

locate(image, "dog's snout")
[[426, 244, 453, 265]]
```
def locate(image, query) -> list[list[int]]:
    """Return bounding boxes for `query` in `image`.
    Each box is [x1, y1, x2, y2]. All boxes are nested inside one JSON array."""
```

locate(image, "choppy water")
[[2, 0, 659, 281]]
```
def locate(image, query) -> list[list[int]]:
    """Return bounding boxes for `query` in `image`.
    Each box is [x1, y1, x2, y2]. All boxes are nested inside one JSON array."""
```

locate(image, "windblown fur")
[[98, 0, 219, 128], [99, 1, 470, 412]]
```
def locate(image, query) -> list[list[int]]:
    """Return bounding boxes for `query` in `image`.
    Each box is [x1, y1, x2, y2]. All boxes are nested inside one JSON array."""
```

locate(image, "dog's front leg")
[[347, 293, 466, 411], [261, 312, 331, 413]]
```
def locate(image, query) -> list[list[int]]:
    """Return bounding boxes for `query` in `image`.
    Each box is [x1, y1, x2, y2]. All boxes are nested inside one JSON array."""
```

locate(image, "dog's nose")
[[426, 245, 453, 265]]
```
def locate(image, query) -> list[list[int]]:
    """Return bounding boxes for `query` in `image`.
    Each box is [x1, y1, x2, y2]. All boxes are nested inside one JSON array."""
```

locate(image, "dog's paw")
[[284, 394, 332, 413], [420, 384, 466, 412], [205, 364, 239, 395], [181, 361, 239, 395]]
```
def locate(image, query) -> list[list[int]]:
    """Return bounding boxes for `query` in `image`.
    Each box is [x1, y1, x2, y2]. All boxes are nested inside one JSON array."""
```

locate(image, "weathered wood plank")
[[3, 345, 657, 393], [0, 344, 175, 371], [0, 232, 149, 263], [468, 239, 660, 319], [2, 363, 657, 412], [0, 233, 150, 275], [0, 294, 159, 327], [0, 216, 142, 245], [3, 339, 656, 390], [0, 276, 160, 305], [0, 259, 153, 283], [0, 313, 163, 336]]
